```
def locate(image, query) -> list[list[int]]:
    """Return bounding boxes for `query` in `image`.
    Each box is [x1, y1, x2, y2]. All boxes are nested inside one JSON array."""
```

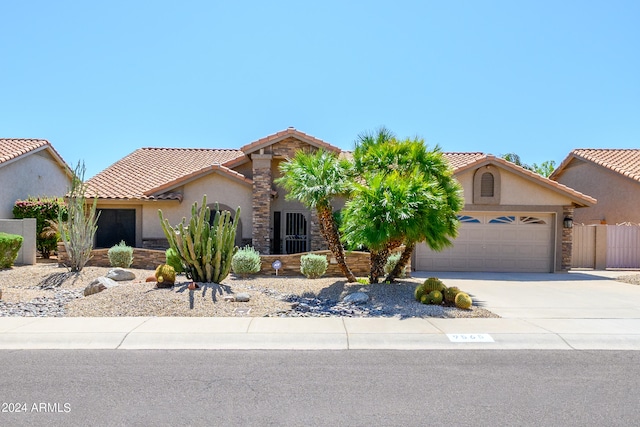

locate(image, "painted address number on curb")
[[447, 333, 494, 343]]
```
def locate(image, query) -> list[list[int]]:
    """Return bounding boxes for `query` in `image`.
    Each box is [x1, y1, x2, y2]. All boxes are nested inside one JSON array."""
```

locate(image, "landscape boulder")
[[106, 268, 136, 281], [343, 292, 369, 305], [84, 277, 119, 297]]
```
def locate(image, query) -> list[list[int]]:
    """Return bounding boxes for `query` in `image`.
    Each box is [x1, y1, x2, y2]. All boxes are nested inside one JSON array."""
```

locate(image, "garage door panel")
[[416, 212, 554, 273]]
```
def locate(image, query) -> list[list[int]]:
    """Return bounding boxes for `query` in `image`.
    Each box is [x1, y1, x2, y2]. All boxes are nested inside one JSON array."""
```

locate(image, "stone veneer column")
[[252, 154, 273, 254], [309, 209, 326, 251], [561, 205, 575, 271]]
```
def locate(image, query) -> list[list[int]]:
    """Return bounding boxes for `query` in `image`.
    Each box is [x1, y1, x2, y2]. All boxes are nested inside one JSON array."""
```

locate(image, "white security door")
[[415, 213, 554, 273]]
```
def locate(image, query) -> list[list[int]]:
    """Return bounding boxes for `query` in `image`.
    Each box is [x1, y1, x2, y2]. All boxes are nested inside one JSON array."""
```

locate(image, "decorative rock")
[[83, 277, 119, 297], [106, 268, 136, 281], [223, 295, 236, 302], [234, 293, 251, 302], [343, 292, 369, 305], [145, 276, 156, 282]]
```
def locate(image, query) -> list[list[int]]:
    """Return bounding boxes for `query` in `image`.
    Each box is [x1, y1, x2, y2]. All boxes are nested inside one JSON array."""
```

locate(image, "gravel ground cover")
[[0, 262, 500, 318]]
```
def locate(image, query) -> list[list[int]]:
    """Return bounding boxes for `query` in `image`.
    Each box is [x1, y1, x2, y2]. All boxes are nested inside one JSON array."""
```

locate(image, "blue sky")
[[2, 1, 638, 178]]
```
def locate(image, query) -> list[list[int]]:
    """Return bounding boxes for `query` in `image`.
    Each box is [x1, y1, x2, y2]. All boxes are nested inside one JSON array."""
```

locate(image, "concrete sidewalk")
[[1, 270, 639, 351]]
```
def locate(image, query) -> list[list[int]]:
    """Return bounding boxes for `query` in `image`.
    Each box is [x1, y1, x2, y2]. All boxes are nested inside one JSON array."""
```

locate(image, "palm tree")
[[275, 149, 357, 282], [342, 131, 463, 283]]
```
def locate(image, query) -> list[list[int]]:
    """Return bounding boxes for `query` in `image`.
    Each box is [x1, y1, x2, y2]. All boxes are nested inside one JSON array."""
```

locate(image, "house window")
[[480, 173, 494, 197], [473, 166, 501, 205]]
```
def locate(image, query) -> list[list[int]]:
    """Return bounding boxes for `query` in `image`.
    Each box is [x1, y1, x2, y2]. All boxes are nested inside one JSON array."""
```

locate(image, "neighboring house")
[[86, 128, 596, 273], [550, 149, 640, 225], [0, 139, 72, 218]]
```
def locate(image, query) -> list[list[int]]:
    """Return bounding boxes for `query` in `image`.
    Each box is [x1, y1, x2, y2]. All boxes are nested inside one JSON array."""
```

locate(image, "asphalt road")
[[1, 350, 639, 426]]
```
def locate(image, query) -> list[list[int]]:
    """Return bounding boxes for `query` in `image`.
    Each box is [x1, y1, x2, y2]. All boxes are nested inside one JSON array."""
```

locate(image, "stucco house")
[[0, 139, 72, 219], [550, 149, 640, 225], [86, 128, 596, 273]]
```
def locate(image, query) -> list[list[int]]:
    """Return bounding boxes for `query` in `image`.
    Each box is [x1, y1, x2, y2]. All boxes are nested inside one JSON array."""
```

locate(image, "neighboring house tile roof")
[[86, 148, 245, 200], [0, 138, 70, 173], [550, 149, 640, 183]]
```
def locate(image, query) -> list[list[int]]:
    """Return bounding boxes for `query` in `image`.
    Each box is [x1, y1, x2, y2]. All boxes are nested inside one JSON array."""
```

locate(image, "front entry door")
[[284, 212, 308, 254]]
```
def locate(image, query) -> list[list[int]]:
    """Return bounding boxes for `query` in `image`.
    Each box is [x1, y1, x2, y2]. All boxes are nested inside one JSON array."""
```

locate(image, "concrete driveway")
[[412, 270, 640, 319]]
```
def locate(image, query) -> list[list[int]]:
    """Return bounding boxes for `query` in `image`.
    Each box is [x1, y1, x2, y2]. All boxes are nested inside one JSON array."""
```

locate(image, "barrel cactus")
[[420, 293, 432, 305], [159, 195, 240, 283], [423, 277, 446, 293], [155, 264, 176, 288], [429, 290, 443, 305], [444, 286, 461, 303], [455, 292, 473, 309], [415, 284, 430, 302]]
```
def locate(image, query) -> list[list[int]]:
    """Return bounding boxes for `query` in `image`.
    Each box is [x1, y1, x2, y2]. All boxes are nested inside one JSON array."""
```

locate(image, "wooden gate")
[[607, 225, 640, 268], [572, 225, 595, 268], [572, 224, 640, 269]]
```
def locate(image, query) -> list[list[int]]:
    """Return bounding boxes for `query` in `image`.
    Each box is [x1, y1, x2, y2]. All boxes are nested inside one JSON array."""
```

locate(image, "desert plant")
[[384, 252, 406, 278], [422, 277, 446, 293], [13, 197, 67, 258], [455, 292, 473, 309], [155, 264, 176, 287], [429, 290, 443, 305], [0, 232, 23, 268], [165, 248, 184, 274], [231, 245, 261, 277], [300, 253, 328, 279], [58, 161, 99, 272], [107, 240, 133, 268], [158, 195, 239, 283], [420, 293, 432, 304], [444, 286, 461, 303], [414, 283, 430, 302]]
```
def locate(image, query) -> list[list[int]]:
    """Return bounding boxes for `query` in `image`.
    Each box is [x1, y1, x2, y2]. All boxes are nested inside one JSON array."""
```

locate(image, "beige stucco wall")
[[457, 167, 574, 206], [142, 173, 252, 241], [0, 150, 70, 218], [554, 161, 638, 225]]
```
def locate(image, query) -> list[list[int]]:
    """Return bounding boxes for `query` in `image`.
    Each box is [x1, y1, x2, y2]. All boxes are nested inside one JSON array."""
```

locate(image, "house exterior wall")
[[0, 151, 70, 218], [554, 161, 640, 225]]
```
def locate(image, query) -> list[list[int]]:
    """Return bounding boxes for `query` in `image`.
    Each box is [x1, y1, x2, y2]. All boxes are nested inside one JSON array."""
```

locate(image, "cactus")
[[420, 293, 431, 304], [429, 290, 443, 305], [155, 264, 176, 287], [415, 284, 430, 302], [423, 277, 446, 293], [444, 286, 461, 303], [158, 195, 240, 283], [455, 292, 473, 309]]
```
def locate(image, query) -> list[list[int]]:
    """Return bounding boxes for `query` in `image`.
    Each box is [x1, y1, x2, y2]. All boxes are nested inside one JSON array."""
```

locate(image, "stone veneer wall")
[[57, 243, 411, 277], [562, 205, 574, 270], [57, 243, 166, 270]]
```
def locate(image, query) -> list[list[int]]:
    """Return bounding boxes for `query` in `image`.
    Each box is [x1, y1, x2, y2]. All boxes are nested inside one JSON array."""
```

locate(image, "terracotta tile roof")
[[240, 127, 342, 154], [86, 147, 245, 200], [442, 152, 487, 170], [550, 149, 640, 183], [0, 138, 69, 171]]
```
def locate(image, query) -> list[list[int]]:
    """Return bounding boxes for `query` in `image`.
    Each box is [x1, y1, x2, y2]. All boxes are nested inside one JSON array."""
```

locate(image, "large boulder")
[[106, 268, 136, 281], [343, 292, 369, 305], [84, 277, 119, 297]]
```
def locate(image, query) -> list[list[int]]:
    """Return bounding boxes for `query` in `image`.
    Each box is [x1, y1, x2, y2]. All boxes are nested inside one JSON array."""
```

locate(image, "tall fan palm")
[[275, 149, 357, 282]]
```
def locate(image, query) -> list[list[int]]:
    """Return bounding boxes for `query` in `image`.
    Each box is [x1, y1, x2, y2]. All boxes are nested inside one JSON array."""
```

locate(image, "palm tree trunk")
[[385, 241, 416, 283], [369, 248, 389, 284], [317, 205, 357, 282]]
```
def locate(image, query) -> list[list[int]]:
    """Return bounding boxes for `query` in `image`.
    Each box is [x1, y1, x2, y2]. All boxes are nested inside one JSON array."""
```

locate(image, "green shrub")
[[231, 245, 262, 277], [165, 248, 184, 274], [13, 197, 67, 259], [107, 240, 133, 268], [0, 232, 23, 268], [384, 252, 406, 278], [300, 253, 328, 279], [455, 292, 473, 309]]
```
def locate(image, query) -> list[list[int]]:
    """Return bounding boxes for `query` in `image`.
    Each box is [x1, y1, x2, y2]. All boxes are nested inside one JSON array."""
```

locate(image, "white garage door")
[[415, 213, 554, 273]]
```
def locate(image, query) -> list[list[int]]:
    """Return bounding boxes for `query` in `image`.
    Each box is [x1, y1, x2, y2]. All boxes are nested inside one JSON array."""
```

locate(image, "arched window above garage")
[[473, 166, 501, 204]]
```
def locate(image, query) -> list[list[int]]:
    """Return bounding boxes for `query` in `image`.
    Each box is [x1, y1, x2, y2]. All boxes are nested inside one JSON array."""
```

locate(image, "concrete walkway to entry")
[[1, 270, 639, 351]]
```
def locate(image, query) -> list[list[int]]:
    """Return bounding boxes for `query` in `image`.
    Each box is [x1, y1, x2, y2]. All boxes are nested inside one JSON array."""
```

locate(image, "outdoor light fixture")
[[563, 217, 573, 229]]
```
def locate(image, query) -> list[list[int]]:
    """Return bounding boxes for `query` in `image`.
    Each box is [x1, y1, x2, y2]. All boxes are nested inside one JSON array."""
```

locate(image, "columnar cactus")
[[158, 196, 240, 283]]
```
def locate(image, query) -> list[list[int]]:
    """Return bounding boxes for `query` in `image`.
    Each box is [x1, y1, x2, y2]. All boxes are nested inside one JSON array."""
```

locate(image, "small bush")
[[107, 240, 133, 268], [0, 232, 24, 268], [384, 252, 406, 278], [165, 248, 184, 274], [300, 253, 328, 279], [231, 245, 261, 277], [13, 197, 67, 259]]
